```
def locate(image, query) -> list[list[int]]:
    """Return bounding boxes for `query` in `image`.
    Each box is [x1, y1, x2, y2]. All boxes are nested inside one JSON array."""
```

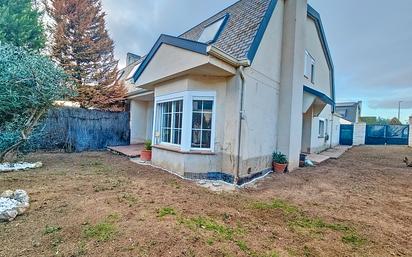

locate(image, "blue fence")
[[27, 108, 130, 152], [365, 125, 409, 145]]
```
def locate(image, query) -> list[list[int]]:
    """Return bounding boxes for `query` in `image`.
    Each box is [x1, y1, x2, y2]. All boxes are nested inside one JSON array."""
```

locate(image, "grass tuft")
[[158, 207, 176, 218], [83, 214, 119, 241], [182, 216, 235, 240], [44, 225, 62, 235], [342, 233, 366, 246], [251, 199, 299, 214]]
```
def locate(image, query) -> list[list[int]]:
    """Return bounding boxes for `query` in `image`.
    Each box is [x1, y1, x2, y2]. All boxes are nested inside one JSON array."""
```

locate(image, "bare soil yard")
[[0, 146, 411, 257]]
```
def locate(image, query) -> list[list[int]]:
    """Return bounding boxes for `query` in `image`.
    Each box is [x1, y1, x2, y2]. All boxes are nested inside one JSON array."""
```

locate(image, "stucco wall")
[[237, 0, 284, 176], [353, 123, 366, 146], [151, 74, 242, 175], [130, 100, 149, 144], [302, 17, 332, 96]]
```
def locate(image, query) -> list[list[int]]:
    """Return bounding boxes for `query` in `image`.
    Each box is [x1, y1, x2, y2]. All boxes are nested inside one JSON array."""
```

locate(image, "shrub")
[[272, 152, 288, 164]]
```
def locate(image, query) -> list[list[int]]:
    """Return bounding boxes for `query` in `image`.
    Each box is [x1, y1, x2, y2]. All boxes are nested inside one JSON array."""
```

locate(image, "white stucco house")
[[121, 0, 337, 185]]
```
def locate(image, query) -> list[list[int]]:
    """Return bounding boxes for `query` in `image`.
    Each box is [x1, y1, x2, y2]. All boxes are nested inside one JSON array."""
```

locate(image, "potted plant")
[[272, 151, 288, 173], [140, 140, 152, 161]]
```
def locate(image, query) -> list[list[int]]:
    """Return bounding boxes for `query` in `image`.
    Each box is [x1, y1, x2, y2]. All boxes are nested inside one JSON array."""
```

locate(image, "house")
[[335, 101, 362, 123], [124, 0, 336, 184]]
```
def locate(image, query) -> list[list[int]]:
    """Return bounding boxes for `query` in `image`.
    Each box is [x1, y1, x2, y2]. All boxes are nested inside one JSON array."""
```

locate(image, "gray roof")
[[179, 0, 271, 60]]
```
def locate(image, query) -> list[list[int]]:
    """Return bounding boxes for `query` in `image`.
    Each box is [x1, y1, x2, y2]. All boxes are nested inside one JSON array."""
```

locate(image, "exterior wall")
[[331, 114, 341, 147], [151, 75, 241, 176], [277, 0, 308, 169], [310, 105, 333, 153], [130, 100, 149, 144], [353, 123, 366, 146], [302, 17, 332, 96], [409, 117, 412, 147], [239, 0, 284, 176]]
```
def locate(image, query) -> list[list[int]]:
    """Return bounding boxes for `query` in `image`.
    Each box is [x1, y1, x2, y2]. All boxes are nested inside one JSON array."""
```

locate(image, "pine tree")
[[0, 0, 46, 51], [47, 0, 124, 109]]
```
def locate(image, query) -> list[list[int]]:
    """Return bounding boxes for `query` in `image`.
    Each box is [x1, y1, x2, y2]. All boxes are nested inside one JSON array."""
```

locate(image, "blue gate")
[[365, 125, 409, 145], [339, 125, 354, 145]]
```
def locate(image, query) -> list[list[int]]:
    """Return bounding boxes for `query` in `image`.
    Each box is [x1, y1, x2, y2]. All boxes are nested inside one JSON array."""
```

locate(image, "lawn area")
[[0, 146, 411, 257]]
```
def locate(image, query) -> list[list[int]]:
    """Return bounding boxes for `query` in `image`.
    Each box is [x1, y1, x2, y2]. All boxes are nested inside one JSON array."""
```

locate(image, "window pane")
[[162, 113, 171, 127], [173, 129, 181, 144], [174, 113, 182, 129], [175, 100, 183, 112], [198, 17, 225, 43], [193, 100, 202, 111], [192, 112, 202, 129], [202, 112, 212, 129], [162, 128, 171, 142], [201, 131, 211, 148], [191, 130, 201, 148], [203, 101, 213, 111]]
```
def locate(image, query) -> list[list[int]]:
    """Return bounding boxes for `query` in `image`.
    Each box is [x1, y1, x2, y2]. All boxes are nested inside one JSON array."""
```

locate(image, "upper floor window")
[[304, 51, 315, 83], [198, 16, 226, 44]]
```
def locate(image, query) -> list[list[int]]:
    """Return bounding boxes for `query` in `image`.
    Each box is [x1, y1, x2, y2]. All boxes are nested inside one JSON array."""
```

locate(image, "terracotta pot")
[[273, 162, 287, 173], [140, 150, 152, 161]]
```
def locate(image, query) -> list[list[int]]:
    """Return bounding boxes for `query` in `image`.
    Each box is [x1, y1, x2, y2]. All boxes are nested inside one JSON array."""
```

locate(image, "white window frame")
[[304, 50, 315, 83], [152, 91, 216, 152], [318, 118, 325, 138]]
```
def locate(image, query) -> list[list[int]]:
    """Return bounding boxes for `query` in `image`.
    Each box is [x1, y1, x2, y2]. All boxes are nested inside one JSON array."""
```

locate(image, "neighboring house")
[[335, 101, 362, 123], [124, 0, 336, 184]]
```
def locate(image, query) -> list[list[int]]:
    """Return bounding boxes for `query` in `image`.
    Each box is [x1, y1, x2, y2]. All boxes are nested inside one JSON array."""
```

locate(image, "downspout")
[[235, 66, 246, 185]]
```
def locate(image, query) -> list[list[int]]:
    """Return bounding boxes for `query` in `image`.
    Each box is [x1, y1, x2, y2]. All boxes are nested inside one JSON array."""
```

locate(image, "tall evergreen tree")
[[47, 0, 123, 109], [0, 0, 46, 51]]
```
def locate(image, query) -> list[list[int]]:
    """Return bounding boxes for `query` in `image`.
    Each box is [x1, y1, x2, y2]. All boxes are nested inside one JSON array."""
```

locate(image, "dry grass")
[[0, 146, 411, 256]]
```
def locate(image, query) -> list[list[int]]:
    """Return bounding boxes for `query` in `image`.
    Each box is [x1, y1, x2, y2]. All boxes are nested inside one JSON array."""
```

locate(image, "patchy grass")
[[251, 199, 299, 214], [181, 216, 235, 240], [342, 233, 366, 247], [83, 214, 119, 241], [158, 207, 176, 218], [117, 193, 138, 206], [44, 225, 62, 235]]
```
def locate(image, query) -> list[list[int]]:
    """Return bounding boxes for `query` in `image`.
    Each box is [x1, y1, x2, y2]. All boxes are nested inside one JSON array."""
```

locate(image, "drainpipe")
[[235, 66, 246, 185]]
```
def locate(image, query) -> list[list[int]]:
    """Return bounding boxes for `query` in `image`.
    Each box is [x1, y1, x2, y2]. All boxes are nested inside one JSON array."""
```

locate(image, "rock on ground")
[[0, 190, 30, 222], [0, 162, 42, 173]]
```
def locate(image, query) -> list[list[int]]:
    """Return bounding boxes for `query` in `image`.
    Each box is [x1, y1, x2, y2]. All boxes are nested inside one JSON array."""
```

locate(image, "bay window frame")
[[153, 91, 216, 152]]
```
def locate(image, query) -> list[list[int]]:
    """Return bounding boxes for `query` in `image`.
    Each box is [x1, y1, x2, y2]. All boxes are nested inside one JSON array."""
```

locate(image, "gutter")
[[207, 46, 250, 185], [207, 45, 250, 67]]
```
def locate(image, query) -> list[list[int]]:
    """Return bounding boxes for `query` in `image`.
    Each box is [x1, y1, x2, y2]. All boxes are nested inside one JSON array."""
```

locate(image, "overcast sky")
[[101, 0, 412, 122]]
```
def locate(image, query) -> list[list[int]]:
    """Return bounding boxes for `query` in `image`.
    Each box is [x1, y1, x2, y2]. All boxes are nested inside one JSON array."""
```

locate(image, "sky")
[[101, 0, 412, 123]]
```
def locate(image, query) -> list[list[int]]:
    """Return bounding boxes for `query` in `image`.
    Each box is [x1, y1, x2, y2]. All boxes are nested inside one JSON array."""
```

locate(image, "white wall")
[[302, 17, 332, 96], [331, 114, 341, 147], [353, 123, 366, 146], [238, 0, 284, 175], [130, 100, 149, 144]]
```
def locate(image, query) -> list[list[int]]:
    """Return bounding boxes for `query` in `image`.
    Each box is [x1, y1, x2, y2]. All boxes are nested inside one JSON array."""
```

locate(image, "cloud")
[[101, 0, 237, 67]]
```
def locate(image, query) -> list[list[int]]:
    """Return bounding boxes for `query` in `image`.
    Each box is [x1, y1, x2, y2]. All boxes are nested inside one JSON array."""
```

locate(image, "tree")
[[0, 0, 46, 51], [0, 44, 72, 162], [389, 117, 402, 125], [47, 0, 125, 110]]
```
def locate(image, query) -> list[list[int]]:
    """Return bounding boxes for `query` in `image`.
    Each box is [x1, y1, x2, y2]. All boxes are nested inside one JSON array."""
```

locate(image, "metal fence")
[[26, 108, 130, 152], [365, 125, 409, 145]]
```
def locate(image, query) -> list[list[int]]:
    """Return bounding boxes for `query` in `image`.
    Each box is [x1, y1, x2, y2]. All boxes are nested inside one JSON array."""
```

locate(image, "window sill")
[[153, 145, 215, 155]]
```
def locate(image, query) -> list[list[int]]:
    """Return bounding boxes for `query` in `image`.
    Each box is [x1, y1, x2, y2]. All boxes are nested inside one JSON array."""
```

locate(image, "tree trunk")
[[0, 108, 45, 163]]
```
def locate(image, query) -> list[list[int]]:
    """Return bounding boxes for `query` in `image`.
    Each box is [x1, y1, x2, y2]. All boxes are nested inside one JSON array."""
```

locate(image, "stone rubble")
[[0, 190, 30, 222], [0, 162, 42, 173]]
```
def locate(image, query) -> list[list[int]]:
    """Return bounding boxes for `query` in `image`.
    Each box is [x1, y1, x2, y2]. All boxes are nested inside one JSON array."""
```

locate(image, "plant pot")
[[273, 162, 287, 173], [140, 150, 152, 161]]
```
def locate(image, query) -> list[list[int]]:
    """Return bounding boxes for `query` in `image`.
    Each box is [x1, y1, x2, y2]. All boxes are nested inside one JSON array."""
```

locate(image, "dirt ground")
[[0, 146, 411, 257]]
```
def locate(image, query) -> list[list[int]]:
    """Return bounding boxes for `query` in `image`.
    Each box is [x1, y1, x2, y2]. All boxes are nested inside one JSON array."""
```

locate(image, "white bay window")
[[154, 91, 216, 152]]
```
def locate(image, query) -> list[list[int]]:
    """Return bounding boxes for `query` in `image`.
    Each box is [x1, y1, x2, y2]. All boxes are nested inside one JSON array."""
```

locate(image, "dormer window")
[[197, 15, 228, 44]]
